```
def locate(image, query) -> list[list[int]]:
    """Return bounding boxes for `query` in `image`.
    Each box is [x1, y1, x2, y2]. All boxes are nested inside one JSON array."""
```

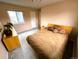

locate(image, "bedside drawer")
[[3, 36, 20, 52]]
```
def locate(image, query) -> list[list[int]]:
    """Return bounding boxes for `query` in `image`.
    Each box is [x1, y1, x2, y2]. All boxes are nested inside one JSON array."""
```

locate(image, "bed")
[[26, 24, 72, 59]]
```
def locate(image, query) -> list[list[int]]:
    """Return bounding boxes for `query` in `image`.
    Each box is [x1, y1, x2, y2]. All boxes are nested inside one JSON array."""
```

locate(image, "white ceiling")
[[0, 0, 63, 9]]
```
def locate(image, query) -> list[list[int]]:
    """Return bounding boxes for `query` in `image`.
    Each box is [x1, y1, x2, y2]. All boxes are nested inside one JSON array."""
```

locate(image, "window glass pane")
[[8, 11, 18, 24], [16, 12, 24, 24], [8, 11, 24, 25]]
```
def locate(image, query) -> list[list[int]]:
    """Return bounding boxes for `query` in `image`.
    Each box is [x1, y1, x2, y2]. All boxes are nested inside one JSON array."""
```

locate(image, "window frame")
[[7, 10, 25, 25]]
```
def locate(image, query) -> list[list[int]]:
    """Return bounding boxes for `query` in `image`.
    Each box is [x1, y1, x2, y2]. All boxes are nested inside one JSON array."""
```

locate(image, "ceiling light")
[[32, 0, 41, 2]]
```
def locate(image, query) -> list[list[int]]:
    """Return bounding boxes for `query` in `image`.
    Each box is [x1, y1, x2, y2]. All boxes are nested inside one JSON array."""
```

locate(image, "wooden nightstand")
[[3, 36, 20, 52]]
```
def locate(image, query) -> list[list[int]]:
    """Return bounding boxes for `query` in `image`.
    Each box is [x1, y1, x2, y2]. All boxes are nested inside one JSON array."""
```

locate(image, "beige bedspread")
[[27, 29, 68, 59]]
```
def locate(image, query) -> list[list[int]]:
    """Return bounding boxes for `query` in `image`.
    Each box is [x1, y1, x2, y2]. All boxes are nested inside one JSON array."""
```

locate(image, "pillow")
[[47, 26, 54, 31], [47, 24, 72, 34]]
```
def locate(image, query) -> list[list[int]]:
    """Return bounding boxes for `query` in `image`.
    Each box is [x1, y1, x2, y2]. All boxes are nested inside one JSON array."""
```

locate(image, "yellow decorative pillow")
[[48, 24, 72, 34]]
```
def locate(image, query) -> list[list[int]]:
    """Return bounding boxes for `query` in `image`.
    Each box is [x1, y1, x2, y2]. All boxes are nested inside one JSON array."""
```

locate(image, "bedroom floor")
[[8, 29, 38, 59]]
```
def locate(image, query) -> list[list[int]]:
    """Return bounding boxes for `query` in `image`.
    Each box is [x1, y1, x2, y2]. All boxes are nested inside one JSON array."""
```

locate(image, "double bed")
[[26, 24, 72, 59]]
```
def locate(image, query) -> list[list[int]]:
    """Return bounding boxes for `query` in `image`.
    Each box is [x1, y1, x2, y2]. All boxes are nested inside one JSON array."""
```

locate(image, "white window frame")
[[7, 11, 24, 25]]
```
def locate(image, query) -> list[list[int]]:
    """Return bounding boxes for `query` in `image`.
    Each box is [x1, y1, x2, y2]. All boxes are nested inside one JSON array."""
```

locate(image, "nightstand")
[[3, 36, 20, 52]]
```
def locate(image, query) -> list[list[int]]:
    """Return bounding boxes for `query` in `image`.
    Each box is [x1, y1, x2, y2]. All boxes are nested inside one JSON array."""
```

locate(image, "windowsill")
[[13, 23, 25, 26], [17, 27, 38, 34]]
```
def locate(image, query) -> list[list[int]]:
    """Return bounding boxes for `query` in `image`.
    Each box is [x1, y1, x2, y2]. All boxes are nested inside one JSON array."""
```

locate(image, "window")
[[7, 11, 24, 25]]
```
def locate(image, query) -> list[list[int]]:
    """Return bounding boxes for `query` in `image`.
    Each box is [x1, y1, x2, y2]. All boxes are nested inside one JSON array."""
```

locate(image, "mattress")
[[27, 29, 68, 59]]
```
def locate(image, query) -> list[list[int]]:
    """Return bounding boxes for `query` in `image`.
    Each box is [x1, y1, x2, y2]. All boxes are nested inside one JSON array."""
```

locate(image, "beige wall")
[[40, 0, 77, 27], [0, 40, 8, 59], [0, 22, 8, 59], [0, 2, 38, 33]]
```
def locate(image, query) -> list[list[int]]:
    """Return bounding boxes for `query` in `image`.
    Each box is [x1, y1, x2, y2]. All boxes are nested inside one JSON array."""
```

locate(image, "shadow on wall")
[[62, 28, 78, 59]]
